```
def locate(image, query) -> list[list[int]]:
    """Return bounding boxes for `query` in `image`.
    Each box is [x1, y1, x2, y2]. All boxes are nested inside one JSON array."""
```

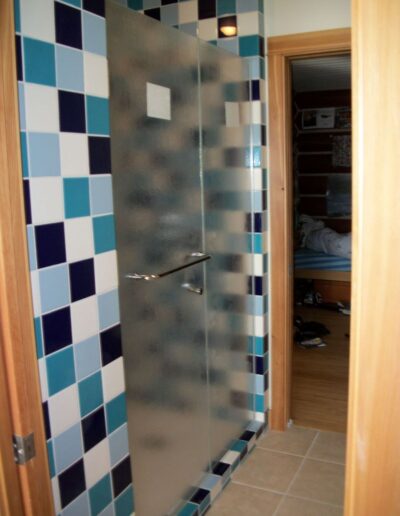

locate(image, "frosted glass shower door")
[[107, 5, 209, 516]]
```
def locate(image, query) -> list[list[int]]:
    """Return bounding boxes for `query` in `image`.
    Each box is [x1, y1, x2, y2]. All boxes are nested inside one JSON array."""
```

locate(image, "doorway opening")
[[290, 55, 351, 432]]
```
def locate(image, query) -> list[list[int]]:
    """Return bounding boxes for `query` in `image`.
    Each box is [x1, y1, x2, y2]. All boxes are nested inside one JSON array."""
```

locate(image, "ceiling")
[[291, 54, 351, 92]]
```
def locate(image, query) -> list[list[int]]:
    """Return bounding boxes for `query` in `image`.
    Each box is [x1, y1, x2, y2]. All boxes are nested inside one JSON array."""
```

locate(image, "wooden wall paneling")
[[0, 1, 54, 514], [345, 1, 400, 514]]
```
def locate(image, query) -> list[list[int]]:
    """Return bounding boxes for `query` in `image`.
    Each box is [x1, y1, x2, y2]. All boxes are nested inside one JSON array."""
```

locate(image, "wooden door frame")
[[0, 1, 54, 514], [267, 28, 351, 431]]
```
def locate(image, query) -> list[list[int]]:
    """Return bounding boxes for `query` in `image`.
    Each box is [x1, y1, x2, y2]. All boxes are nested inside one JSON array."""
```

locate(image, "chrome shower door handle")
[[181, 282, 203, 295], [125, 253, 211, 281]]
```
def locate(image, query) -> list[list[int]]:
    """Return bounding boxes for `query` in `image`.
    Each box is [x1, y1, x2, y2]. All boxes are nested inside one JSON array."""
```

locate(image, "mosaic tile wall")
[[122, 0, 270, 421], [14, 0, 268, 514]]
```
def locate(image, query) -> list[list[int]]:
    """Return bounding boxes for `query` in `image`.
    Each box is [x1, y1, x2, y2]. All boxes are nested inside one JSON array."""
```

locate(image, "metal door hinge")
[[13, 433, 35, 465]]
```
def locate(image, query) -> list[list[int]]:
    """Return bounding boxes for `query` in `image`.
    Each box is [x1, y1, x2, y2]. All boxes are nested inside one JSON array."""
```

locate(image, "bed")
[[294, 248, 351, 282]]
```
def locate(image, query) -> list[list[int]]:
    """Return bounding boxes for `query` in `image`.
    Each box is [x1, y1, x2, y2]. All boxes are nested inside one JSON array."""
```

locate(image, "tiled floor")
[[208, 426, 346, 516]]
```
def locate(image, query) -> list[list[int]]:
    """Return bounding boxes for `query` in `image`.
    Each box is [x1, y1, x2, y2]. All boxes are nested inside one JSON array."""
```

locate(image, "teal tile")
[[46, 346, 76, 396], [89, 474, 112, 516], [239, 35, 260, 57], [64, 178, 90, 219], [93, 215, 116, 254], [114, 486, 134, 516], [230, 439, 247, 454], [254, 336, 264, 356], [217, 0, 236, 15], [23, 37, 56, 86], [47, 440, 56, 478], [20, 132, 28, 177], [78, 371, 103, 417], [255, 393, 264, 412], [14, 0, 21, 32], [34, 317, 44, 359], [63, 0, 81, 6], [106, 393, 127, 433], [86, 96, 110, 135], [177, 502, 199, 516], [127, 0, 143, 9]]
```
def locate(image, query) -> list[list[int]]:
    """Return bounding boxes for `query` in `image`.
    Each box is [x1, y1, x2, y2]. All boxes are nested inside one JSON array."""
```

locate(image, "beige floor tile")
[[257, 426, 318, 456], [276, 496, 343, 516], [308, 431, 347, 464], [289, 459, 345, 505], [208, 482, 282, 516], [233, 448, 303, 492]]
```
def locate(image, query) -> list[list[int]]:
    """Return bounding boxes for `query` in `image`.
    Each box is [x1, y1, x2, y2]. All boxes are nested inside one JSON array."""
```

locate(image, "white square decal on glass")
[[146, 82, 171, 121], [225, 102, 240, 127]]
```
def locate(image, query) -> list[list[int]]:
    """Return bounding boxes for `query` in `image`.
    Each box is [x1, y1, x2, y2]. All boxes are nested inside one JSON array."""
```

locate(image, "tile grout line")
[[271, 431, 321, 516]]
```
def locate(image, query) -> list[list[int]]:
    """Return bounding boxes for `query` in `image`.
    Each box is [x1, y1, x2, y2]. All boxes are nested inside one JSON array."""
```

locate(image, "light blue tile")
[[34, 317, 44, 359], [93, 215, 116, 254], [247, 419, 263, 433], [86, 96, 110, 135], [90, 176, 114, 215], [89, 474, 112, 516], [46, 346, 76, 396], [199, 473, 220, 491], [54, 423, 83, 474], [106, 393, 127, 434], [74, 335, 102, 380], [109, 424, 129, 466], [62, 492, 90, 516], [78, 371, 103, 417], [64, 178, 90, 218], [47, 440, 56, 477], [98, 289, 120, 330], [237, 0, 259, 12], [20, 131, 29, 177], [179, 22, 197, 37], [246, 56, 261, 80], [217, 37, 239, 55], [28, 133, 61, 177], [18, 83, 26, 131], [23, 37, 56, 86], [56, 45, 84, 92], [98, 504, 114, 516], [114, 486, 134, 516], [160, 4, 179, 26], [26, 225, 37, 270], [83, 12, 107, 56], [39, 264, 70, 313]]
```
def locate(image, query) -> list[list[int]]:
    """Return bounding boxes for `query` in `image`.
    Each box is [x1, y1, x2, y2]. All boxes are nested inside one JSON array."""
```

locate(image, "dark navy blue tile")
[[82, 406, 106, 452], [88, 137, 111, 174], [259, 36, 265, 56], [83, 0, 105, 17], [58, 458, 86, 508], [218, 15, 237, 38], [43, 401, 51, 439], [43, 306, 72, 355], [69, 258, 95, 302], [35, 222, 66, 268], [261, 124, 266, 146], [55, 2, 82, 50], [190, 488, 209, 505], [111, 456, 132, 497], [247, 354, 254, 373], [255, 355, 264, 375], [263, 334, 269, 353], [262, 189, 267, 211], [161, 0, 176, 4], [144, 8, 160, 20], [254, 212, 262, 232], [23, 179, 31, 225], [254, 276, 263, 295], [59, 90, 86, 133], [100, 324, 122, 366], [16, 35, 23, 81], [212, 461, 230, 476], [251, 80, 260, 101], [198, 0, 216, 19], [264, 371, 269, 390], [239, 430, 255, 442]]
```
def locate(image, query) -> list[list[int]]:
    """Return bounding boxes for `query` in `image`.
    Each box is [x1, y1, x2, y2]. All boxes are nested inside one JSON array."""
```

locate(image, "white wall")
[[266, 0, 351, 37]]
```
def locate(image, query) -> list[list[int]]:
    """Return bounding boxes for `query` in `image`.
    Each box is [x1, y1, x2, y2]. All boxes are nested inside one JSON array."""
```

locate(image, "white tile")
[[198, 18, 217, 41], [30, 178, 64, 224], [237, 11, 259, 36], [221, 450, 240, 465], [38, 358, 48, 402], [102, 357, 125, 403], [51, 477, 61, 514], [20, 0, 55, 42], [60, 133, 89, 177], [253, 253, 264, 276], [84, 52, 109, 98], [48, 384, 80, 436], [178, 0, 197, 24], [71, 296, 99, 343], [64, 217, 94, 262], [25, 84, 59, 133], [84, 439, 110, 488], [94, 251, 119, 293], [225, 102, 240, 127], [30, 270, 41, 317], [251, 101, 262, 124]]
